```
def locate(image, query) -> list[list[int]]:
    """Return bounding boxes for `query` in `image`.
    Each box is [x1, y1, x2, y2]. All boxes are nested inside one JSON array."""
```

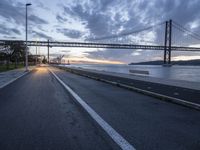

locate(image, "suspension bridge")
[[0, 20, 200, 64], [1, 19, 200, 150]]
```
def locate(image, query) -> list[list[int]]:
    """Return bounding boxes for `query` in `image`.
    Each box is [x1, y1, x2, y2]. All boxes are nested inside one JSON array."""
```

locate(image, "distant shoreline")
[[129, 59, 200, 66]]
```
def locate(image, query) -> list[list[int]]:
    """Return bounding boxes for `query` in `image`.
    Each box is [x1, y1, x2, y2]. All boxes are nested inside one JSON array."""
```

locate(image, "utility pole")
[[47, 39, 49, 64], [36, 43, 37, 65], [25, 3, 31, 71]]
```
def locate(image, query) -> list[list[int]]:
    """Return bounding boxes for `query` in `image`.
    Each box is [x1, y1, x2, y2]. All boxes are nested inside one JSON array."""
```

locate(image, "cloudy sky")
[[0, 0, 200, 63]]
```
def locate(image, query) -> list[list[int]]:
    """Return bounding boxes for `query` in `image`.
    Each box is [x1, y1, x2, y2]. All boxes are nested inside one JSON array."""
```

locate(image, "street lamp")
[[25, 3, 32, 71]]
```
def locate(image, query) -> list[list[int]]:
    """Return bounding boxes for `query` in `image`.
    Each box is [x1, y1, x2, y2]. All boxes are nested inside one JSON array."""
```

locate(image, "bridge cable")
[[88, 21, 166, 41]]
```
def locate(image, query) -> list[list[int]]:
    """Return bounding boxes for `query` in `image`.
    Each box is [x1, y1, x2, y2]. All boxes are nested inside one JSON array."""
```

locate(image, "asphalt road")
[[0, 66, 200, 150], [0, 67, 116, 150], [51, 67, 200, 150]]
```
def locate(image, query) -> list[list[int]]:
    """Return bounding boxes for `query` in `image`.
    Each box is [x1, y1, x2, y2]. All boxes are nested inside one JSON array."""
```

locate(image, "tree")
[[42, 56, 47, 64], [10, 41, 26, 68], [0, 41, 26, 69], [56, 55, 64, 64]]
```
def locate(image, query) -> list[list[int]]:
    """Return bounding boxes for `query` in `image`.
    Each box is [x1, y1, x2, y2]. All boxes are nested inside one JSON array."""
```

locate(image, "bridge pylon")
[[164, 20, 172, 65]]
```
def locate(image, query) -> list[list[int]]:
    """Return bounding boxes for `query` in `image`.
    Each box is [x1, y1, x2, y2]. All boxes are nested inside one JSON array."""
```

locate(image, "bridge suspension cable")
[[171, 21, 200, 47], [88, 21, 166, 42], [172, 21, 200, 41]]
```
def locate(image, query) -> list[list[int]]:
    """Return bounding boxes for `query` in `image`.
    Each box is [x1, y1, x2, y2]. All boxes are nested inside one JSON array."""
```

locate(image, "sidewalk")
[[0, 66, 35, 89], [69, 67, 200, 91], [56, 66, 200, 107]]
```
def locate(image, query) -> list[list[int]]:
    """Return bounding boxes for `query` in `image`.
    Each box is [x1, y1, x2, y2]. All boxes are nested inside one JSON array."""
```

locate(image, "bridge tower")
[[164, 20, 172, 65]]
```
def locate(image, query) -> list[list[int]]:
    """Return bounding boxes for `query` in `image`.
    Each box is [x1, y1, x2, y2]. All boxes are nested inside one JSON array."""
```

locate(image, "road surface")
[[0, 67, 116, 150], [0, 66, 200, 150]]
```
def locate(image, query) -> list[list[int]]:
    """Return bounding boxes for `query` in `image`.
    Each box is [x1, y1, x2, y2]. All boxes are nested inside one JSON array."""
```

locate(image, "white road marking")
[[49, 69, 136, 150]]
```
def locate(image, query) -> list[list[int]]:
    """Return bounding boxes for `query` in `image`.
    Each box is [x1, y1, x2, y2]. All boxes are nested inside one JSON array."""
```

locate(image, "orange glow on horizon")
[[172, 55, 200, 61], [63, 57, 125, 64]]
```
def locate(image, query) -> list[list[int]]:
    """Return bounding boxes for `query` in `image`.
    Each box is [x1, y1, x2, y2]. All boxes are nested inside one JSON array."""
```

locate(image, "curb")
[[58, 67, 200, 111]]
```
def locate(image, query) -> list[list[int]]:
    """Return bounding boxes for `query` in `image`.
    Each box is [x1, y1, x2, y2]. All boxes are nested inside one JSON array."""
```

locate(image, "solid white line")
[[0, 71, 29, 89], [49, 69, 136, 150]]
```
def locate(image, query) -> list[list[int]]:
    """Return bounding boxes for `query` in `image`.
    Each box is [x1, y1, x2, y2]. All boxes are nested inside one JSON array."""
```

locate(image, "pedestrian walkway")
[[57, 66, 200, 106], [0, 66, 35, 89], [67, 66, 200, 91]]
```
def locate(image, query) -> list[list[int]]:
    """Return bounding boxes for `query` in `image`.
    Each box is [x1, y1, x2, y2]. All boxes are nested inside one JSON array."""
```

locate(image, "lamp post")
[[25, 3, 31, 71], [35, 38, 38, 65]]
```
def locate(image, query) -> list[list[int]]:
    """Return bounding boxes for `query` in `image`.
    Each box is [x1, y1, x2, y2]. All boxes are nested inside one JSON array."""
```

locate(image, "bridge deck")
[[1, 40, 200, 51]]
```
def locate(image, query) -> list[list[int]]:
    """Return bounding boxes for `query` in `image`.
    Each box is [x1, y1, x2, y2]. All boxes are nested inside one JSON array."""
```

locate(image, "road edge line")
[[49, 68, 136, 150]]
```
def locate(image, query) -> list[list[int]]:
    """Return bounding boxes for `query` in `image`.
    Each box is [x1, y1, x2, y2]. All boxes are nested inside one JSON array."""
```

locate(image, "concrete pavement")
[[0, 66, 35, 89]]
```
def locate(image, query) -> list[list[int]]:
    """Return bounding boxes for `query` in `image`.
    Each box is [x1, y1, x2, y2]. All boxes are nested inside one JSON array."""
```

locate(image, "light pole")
[[25, 3, 32, 71], [35, 38, 38, 65]]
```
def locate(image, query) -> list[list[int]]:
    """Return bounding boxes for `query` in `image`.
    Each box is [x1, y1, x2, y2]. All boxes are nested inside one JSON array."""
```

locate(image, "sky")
[[0, 0, 200, 64]]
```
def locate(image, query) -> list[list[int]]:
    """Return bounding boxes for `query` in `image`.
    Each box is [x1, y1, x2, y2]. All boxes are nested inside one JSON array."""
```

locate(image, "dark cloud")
[[86, 49, 136, 63], [60, 0, 200, 38], [11, 28, 21, 35], [29, 15, 48, 25], [0, 24, 21, 35], [86, 48, 164, 63], [31, 31, 53, 40], [0, 25, 10, 35], [57, 28, 82, 38], [2, 35, 17, 39], [56, 14, 68, 23], [0, 0, 48, 26], [0, 0, 24, 25], [62, 3, 114, 37], [87, 49, 133, 60]]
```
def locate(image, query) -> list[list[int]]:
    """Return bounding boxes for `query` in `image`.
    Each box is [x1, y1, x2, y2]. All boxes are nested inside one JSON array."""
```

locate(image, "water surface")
[[62, 64, 200, 83]]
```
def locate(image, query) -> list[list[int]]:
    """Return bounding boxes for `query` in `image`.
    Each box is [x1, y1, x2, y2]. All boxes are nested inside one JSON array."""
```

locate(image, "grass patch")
[[0, 64, 25, 72]]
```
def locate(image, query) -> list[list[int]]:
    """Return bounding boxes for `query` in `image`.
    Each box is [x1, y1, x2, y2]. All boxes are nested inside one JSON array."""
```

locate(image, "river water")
[[62, 64, 200, 83]]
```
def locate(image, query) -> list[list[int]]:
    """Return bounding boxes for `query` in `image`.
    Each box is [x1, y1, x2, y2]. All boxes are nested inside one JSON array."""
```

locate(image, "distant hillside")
[[129, 59, 200, 65]]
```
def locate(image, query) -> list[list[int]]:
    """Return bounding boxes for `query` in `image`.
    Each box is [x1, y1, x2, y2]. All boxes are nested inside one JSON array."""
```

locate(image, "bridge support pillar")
[[164, 20, 172, 65]]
